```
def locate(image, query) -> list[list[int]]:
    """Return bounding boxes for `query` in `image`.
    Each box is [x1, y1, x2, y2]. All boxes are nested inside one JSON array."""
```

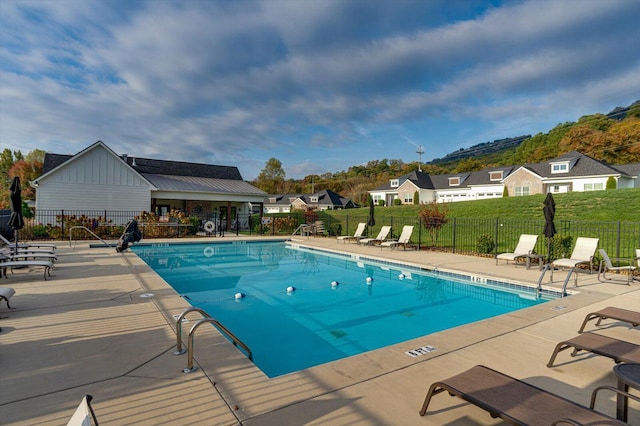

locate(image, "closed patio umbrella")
[[543, 192, 556, 263], [8, 176, 24, 250], [367, 195, 375, 228]]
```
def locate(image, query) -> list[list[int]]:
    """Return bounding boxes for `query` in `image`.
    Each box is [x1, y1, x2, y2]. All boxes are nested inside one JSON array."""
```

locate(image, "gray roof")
[[519, 150, 631, 178], [265, 189, 354, 208], [144, 174, 266, 195], [372, 171, 434, 191], [612, 162, 640, 177], [43, 152, 243, 180]]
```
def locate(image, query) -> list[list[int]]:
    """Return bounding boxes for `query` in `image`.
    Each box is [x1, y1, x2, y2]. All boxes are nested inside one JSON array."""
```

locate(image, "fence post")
[[494, 218, 500, 257], [61, 209, 65, 240], [452, 217, 457, 253], [616, 221, 621, 259], [418, 217, 422, 250]]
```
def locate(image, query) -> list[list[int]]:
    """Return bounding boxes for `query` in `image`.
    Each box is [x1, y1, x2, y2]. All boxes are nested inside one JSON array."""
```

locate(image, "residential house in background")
[[264, 189, 355, 213], [503, 151, 639, 196], [370, 150, 639, 204], [32, 141, 267, 226]]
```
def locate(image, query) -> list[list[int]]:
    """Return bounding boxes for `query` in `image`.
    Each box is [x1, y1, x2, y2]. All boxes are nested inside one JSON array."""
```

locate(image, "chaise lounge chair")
[[0, 258, 53, 280], [547, 332, 640, 367], [337, 223, 366, 243], [419, 364, 625, 425], [1, 251, 57, 263], [578, 306, 640, 333], [380, 226, 414, 250], [495, 234, 538, 266], [597, 249, 635, 285], [0, 234, 57, 251], [359, 226, 391, 246], [550, 237, 599, 286]]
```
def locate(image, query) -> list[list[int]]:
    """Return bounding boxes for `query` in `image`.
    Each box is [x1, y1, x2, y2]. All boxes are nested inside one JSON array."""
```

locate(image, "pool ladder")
[[536, 264, 573, 298], [174, 307, 252, 373]]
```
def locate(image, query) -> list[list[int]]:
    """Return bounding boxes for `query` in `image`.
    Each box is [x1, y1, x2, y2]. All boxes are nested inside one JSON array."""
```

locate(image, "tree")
[[255, 158, 286, 194], [418, 201, 449, 247], [9, 159, 43, 200], [606, 176, 617, 190], [413, 191, 419, 205]]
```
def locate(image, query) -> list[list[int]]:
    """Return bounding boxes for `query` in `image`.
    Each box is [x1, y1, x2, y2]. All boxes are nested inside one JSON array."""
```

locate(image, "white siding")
[[35, 145, 152, 212]]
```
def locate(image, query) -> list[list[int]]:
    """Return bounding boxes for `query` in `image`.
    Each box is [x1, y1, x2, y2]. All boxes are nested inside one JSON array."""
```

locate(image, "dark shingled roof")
[[371, 171, 434, 191], [520, 150, 629, 178], [43, 153, 243, 180]]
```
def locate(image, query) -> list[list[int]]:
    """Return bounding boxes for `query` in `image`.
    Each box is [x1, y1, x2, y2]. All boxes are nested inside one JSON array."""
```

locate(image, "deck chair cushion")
[[359, 226, 391, 245], [496, 234, 538, 264], [337, 223, 366, 243]]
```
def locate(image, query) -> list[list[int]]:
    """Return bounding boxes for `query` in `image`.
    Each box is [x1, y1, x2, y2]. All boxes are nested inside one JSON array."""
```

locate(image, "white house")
[[370, 151, 639, 204], [32, 141, 267, 225], [503, 151, 640, 196], [263, 189, 355, 213]]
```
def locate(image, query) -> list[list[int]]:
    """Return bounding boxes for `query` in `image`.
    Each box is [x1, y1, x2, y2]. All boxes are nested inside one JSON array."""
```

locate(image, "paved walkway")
[[0, 236, 638, 425]]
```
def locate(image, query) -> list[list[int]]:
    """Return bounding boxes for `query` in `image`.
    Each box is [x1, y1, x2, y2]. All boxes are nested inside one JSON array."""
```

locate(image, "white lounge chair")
[[597, 248, 635, 285], [550, 237, 599, 286], [380, 226, 414, 250], [337, 222, 366, 243], [1, 250, 57, 263], [496, 234, 538, 266], [1, 258, 53, 280], [359, 226, 391, 246], [0, 234, 57, 251]]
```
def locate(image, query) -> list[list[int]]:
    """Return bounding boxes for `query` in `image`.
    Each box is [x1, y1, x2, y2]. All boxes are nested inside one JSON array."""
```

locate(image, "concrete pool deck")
[[0, 235, 638, 425]]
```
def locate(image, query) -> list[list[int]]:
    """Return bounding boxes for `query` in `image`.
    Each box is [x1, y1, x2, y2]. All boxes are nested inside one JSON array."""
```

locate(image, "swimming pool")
[[131, 241, 559, 377]]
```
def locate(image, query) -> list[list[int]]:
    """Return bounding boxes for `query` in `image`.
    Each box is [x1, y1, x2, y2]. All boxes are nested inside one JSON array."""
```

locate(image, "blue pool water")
[[131, 241, 558, 377]]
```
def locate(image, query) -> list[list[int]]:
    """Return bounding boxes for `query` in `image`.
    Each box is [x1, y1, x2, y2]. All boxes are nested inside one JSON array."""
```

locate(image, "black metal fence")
[[5, 209, 640, 262]]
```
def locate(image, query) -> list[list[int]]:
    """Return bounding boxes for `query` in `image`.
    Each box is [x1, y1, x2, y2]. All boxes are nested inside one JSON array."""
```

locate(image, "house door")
[[550, 184, 570, 193]]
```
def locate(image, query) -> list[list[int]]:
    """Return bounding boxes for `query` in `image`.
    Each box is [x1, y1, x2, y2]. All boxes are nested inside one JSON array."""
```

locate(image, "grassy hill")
[[325, 188, 640, 223]]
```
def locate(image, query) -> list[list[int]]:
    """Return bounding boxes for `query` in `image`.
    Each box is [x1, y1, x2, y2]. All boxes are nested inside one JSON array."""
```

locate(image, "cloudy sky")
[[1, 0, 639, 180]]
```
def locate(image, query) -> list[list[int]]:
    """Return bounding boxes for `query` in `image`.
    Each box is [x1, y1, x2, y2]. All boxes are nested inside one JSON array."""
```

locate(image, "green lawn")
[[326, 188, 640, 222], [319, 188, 640, 260]]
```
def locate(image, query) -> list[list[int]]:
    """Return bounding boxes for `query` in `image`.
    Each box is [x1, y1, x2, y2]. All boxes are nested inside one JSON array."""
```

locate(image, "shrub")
[[548, 235, 573, 261], [393, 198, 402, 206], [606, 176, 616, 190], [476, 234, 495, 254], [418, 201, 449, 247], [378, 200, 385, 206], [31, 224, 50, 238], [328, 223, 342, 236], [413, 191, 419, 204]]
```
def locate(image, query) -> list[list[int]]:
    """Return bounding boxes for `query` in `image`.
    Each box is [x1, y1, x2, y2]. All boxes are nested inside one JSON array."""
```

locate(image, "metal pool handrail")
[[173, 307, 252, 374]]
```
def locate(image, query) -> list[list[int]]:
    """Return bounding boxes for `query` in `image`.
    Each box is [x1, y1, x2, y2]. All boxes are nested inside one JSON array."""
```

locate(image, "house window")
[[584, 183, 604, 191], [551, 162, 569, 173], [515, 186, 529, 196], [310, 196, 318, 202], [403, 193, 413, 204], [390, 179, 399, 187], [489, 171, 503, 181], [448, 177, 460, 186]]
